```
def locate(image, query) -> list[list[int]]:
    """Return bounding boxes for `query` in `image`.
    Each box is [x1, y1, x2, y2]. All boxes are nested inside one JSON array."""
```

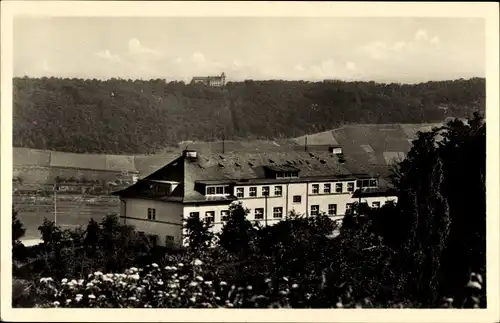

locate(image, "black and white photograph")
[[1, 1, 499, 322]]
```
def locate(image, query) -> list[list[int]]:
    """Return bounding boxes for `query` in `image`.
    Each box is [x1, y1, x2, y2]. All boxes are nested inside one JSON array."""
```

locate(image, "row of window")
[[311, 182, 354, 194], [206, 179, 378, 197], [206, 185, 231, 195], [148, 200, 387, 223]]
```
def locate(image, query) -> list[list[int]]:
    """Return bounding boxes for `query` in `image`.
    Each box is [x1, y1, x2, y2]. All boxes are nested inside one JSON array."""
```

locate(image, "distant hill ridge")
[[13, 77, 484, 155]]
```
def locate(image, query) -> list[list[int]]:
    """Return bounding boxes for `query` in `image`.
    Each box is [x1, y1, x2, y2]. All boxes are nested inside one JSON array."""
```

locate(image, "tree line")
[[13, 76, 485, 154]]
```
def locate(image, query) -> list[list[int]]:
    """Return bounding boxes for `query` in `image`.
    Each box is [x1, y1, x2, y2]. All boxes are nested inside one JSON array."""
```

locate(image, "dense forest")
[[13, 77, 485, 154]]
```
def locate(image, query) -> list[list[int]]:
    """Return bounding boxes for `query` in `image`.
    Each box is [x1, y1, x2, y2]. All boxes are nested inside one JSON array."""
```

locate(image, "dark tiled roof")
[[115, 149, 391, 203]]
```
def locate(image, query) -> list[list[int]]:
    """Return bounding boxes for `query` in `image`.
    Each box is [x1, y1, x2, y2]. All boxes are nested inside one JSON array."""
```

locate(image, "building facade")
[[113, 149, 398, 247], [190, 73, 226, 87]]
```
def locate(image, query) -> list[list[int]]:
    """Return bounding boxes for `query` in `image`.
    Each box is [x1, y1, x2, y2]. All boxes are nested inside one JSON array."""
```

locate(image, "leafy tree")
[[218, 203, 255, 256], [12, 208, 26, 243], [183, 211, 215, 257]]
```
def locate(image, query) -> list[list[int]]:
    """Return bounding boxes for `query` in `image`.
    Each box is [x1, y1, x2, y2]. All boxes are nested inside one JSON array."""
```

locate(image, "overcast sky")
[[13, 17, 485, 83]]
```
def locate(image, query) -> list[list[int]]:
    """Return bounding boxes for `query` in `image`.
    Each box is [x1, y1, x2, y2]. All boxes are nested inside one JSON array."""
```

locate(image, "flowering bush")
[[35, 256, 485, 309]]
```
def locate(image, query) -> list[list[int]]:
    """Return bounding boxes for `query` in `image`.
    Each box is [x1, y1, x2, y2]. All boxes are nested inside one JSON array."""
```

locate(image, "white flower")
[[128, 296, 137, 301], [282, 276, 289, 282], [53, 301, 60, 306], [164, 266, 172, 271], [88, 294, 96, 299], [129, 274, 140, 280], [193, 259, 203, 266], [246, 285, 253, 291], [226, 302, 234, 308], [106, 273, 113, 278], [94, 271, 103, 276], [204, 281, 213, 286], [61, 278, 68, 284], [170, 266, 177, 271], [77, 279, 84, 285], [292, 283, 299, 289], [178, 263, 184, 267], [264, 278, 272, 283], [151, 263, 159, 268], [189, 282, 198, 287], [65, 299, 72, 304], [215, 296, 221, 301], [336, 302, 344, 308], [130, 267, 138, 272], [195, 276, 204, 282], [157, 280, 164, 286], [189, 297, 196, 303], [86, 282, 94, 288], [467, 281, 482, 290], [220, 281, 227, 286]]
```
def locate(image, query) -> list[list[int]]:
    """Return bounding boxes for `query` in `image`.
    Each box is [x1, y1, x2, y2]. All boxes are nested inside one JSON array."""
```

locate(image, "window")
[[362, 179, 370, 187], [347, 182, 355, 193], [328, 204, 337, 216], [189, 212, 199, 218], [207, 187, 216, 195], [324, 183, 331, 194], [165, 235, 174, 246], [370, 179, 378, 187], [356, 180, 362, 188], [249, 187, 257, 197], [273, 207, 283, 218], [312, 184, 319, 194], [335, 183, 343, 193], [205, 211, 215, 223], [275, 186, 283, 196], [216, 186, 224, 195], [372, 201, 381, 208], [293, 195, 302, 204], [311, 205, 320, 216], [221, 210, 229, 221], [346, 203, 353, 214], [147, 208, 156, 220], [262, 186, 270, 196], [236, 187, 244, 198], [224, 186, 231, 194], [148, 235, 158, 247], [255, 208, 264, 220]]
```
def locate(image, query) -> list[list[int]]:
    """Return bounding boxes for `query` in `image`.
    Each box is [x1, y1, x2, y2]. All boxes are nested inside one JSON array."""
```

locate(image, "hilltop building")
[[113, 147, 398, 247], [190, 73, 226, 87]]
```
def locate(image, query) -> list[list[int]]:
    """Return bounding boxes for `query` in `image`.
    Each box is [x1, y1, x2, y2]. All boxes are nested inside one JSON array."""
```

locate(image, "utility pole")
[[264, 192, 268, 227], [53, 184, 58, 225]]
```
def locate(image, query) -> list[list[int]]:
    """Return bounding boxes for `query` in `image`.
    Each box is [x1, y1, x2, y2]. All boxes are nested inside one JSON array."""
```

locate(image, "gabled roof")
[[114, 149, 387, 204]]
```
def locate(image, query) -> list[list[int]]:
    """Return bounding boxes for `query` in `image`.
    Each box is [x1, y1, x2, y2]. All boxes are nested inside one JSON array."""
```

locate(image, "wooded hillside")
[[13, 77, 485, 154]]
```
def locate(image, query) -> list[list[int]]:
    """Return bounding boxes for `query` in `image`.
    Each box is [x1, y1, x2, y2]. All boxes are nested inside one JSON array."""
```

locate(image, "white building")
[[113, 149, 398, 247]]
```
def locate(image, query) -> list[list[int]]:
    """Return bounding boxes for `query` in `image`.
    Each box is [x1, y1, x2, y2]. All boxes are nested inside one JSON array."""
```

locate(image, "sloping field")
[[51, 151, 108, 170], [134, 152, 180, 176], [105, 155, 137, 172], [13, 148, 51, 167]]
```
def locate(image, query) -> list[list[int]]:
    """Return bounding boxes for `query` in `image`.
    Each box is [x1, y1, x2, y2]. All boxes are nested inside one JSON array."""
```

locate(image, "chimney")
[[183, 149, 198, 161]]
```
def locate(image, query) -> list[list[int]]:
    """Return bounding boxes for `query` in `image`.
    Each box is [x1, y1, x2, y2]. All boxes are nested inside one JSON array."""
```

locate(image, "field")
[[13, 194, 120, 241]]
